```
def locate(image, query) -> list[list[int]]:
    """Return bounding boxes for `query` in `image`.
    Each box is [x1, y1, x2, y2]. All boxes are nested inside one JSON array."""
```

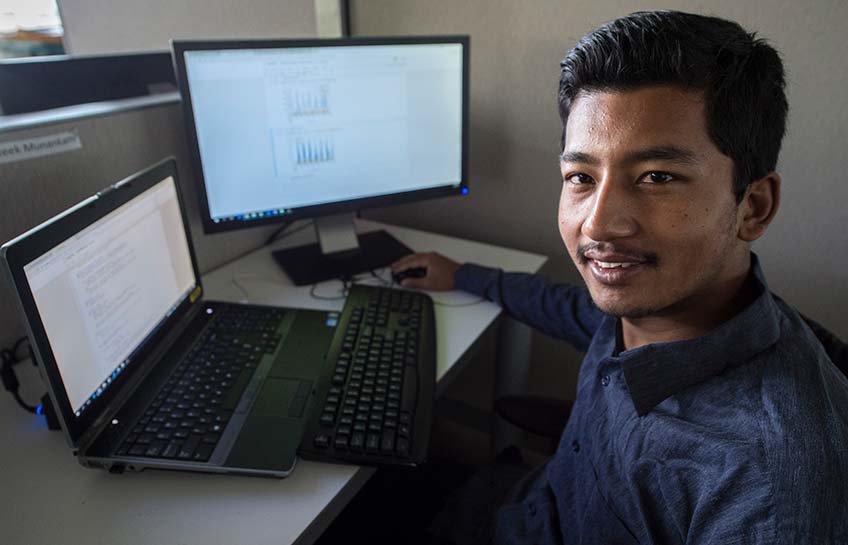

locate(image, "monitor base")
[[272, 229, 413, 286]]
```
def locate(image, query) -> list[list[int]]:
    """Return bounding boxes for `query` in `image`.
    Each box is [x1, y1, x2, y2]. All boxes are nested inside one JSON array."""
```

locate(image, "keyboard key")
[[350, 433, 365, 451], [366, 433, 380, 452], [380, 430, 395, 454], [162, 441, 181, 458], [193, 444, 214, 462], [178, 436, 201, 459], [314, 434, 330, 449], [145, 442, 167, 457], [396, 438, 411, 458]]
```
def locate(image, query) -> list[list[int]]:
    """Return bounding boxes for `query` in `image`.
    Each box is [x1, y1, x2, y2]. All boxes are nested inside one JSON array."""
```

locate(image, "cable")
[[309, 278, 351, 300], [264, 220, 315, 247], [1, 336, 38, 413], [263, 220, 294, 246], [231, 274, 255, 303], [232, 266, 487, 308], [365, 268, 394, 287]]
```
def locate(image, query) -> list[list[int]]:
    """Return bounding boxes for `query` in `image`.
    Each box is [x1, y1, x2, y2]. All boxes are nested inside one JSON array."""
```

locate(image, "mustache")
[[576, 243, 659, 265]]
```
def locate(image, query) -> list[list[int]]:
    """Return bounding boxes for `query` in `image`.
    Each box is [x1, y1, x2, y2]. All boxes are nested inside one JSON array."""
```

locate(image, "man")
[[392, 10, 848, 545]]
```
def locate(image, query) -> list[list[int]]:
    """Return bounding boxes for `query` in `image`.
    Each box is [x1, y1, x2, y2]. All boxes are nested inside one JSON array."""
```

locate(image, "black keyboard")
[[114, 304, 285, 462], [299, 284, 436, 467]]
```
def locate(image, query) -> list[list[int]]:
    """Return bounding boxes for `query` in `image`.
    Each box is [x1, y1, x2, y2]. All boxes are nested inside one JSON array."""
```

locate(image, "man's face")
[[559, 85, 746, 319]]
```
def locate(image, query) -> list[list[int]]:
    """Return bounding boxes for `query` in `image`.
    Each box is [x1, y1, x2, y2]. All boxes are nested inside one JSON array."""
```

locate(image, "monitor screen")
[[174, 37, 468, 232], [23, 176, 196, 417]]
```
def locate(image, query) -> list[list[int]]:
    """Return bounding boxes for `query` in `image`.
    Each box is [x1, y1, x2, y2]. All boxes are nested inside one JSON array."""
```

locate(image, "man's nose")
[[581, 177, 638, 241]]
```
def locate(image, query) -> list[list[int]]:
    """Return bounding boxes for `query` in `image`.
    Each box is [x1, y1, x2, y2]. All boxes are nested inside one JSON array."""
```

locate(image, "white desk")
[[0, 219, 546, 545]]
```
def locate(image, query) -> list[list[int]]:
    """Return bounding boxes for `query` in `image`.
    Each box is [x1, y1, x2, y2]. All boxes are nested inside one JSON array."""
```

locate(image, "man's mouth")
[[580, 247, 657, 286], [593, 260, 641, 269], [587, 258, 650, 285]]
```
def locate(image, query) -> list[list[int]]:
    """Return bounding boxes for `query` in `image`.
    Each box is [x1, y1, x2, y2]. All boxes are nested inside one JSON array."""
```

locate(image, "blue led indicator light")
[[461, 187, 469, 195], [37, 404, 43, 415]]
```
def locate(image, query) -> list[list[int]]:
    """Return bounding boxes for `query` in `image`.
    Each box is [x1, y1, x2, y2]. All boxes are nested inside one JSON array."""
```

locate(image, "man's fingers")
[[391, 253, 430, 272]]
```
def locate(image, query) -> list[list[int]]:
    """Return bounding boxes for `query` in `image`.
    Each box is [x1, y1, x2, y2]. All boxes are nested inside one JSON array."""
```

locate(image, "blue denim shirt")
[[455, 255, 848, 544]]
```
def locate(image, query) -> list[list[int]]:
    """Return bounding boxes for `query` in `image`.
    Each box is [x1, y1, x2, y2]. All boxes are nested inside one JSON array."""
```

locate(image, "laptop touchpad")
[[225, 378, 308, 472], [251, 378, 301, 416]]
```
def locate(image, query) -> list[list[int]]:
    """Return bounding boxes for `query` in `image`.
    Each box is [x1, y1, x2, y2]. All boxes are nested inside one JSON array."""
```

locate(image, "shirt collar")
[[605, 253, 782, 417]]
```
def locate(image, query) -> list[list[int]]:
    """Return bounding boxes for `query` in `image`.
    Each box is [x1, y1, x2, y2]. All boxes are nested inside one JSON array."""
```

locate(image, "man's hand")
[[391, 252, 461, 291]]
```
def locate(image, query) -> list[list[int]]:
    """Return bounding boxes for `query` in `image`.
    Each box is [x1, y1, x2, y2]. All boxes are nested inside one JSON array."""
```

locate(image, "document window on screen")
[[23, 177, 196, 415], [183, 43, 464, 221]]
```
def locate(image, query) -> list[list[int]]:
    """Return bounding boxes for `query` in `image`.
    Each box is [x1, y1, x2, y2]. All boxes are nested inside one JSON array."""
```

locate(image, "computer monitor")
[[172, 36, 469, 285]]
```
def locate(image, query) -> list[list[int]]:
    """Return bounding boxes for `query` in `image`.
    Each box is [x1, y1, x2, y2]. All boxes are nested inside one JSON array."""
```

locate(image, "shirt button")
[[601, 374, 611, 387], [571, 439, 580, 453]]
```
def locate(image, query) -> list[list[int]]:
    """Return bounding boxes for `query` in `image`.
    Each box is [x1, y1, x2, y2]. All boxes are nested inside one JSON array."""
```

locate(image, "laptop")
[[1, 158, 338, 477]]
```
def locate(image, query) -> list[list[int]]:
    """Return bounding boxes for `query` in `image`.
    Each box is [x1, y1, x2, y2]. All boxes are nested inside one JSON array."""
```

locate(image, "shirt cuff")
[[454, 262, 501, 296]]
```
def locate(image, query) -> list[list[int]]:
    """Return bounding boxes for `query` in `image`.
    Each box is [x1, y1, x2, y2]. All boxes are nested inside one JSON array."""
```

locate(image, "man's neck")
[[621, 265, 759, 350]]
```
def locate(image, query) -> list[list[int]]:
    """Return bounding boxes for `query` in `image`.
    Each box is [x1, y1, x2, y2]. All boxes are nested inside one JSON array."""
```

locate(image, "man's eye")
[[565, 173, 593, 185], [643, 172, 675, 184]]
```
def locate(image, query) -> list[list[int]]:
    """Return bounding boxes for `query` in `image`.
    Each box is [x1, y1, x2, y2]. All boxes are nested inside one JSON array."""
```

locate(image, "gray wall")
[[58, 0, 316, 54], [352, 0, 848, 399], [0, 0, 319, 350]]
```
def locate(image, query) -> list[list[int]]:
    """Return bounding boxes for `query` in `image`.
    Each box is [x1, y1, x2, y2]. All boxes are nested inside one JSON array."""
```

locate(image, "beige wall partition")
[[58, 0, 317, 54], [351, 0, 848, 399]]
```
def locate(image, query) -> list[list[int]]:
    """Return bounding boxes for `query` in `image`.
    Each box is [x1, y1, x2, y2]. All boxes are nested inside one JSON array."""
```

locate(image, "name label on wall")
[[0, 130, 82, 165]]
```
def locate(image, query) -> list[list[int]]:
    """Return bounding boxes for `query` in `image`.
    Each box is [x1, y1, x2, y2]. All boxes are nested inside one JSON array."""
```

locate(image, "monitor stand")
[[271, 213, 413, 286]]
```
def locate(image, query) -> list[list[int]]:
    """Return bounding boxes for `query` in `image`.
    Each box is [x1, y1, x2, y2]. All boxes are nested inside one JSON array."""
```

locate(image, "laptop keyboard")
[[301, 284, 435, 466], [115, 305, 285, 462]]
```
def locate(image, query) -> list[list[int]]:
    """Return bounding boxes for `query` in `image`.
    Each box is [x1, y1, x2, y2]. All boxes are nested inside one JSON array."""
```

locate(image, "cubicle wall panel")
[[59, 0, 317, 55], [0, 101, 276, 350]]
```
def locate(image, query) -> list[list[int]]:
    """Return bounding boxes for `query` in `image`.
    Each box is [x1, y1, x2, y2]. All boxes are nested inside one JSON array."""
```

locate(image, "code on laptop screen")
[[23, 177, 196, 417]]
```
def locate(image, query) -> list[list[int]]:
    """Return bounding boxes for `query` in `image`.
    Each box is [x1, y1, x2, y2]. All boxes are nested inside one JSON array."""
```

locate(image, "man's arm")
[[392, 252, 605, 351]]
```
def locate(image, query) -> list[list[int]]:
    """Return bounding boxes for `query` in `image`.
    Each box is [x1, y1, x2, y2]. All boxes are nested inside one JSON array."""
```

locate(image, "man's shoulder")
[[756, 295, 847, 403], [746, 297, 848, 497], [752, 301, 848, 540]]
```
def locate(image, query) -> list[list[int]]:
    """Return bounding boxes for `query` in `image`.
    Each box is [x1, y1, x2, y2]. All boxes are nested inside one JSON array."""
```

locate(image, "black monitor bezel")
[[0, 158, 204, 447], [171, 35, 470, 234]]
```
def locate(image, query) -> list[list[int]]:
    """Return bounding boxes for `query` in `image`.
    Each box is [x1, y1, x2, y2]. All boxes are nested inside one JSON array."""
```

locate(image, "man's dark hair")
[[558, 11, 788, 201]]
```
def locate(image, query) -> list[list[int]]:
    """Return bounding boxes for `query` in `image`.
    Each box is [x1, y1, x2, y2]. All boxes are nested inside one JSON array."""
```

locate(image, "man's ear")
[[737, 173, 781, 242]]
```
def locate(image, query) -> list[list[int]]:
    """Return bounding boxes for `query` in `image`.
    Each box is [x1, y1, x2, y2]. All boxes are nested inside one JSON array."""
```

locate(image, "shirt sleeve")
[[454, 263, 604, 352]]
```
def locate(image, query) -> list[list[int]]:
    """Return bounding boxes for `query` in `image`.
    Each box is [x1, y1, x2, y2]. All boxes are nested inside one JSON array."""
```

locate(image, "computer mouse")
[[392, 266, 427, 284]]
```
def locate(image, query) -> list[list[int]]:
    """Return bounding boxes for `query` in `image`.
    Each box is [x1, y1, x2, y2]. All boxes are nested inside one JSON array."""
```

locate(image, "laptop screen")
[[22, 176, 197, 417]]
